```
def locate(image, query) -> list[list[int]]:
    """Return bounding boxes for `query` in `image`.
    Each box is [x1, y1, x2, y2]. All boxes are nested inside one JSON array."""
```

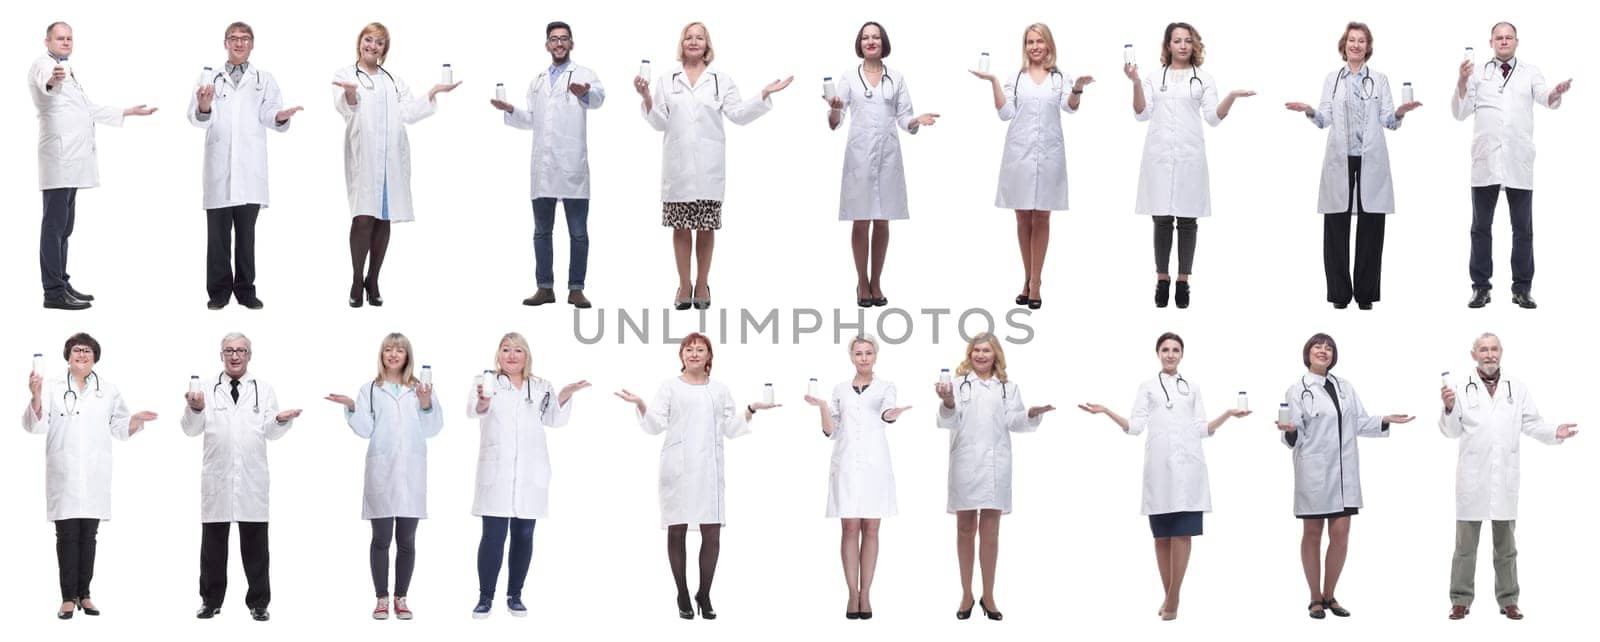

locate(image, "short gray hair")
[[220, 332, 252, 349], [1473, 332, 1501, 349]]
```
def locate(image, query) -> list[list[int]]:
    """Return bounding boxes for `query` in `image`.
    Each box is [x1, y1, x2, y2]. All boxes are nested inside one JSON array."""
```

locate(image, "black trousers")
[[1152, 216, 1198, 275], [40, 188, 79, 297], [206, 204, 261, 303], [1323, 156, 1387, 305], [371, 517, 419, 598], [200, 521, 271, 609], [1470, 185, 1534, 294], [54, 518, 100, 600]]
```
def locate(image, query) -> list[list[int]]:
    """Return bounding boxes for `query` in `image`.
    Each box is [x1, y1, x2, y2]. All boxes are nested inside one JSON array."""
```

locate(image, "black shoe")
[[65, 284, 95, 301], [978, 596, 1003, 621], [846, 611, 861, 620], [506, 596, 528, 617], [58, 605, 73, 620], [693, 286, 711, 311], [694, 595, 717, 620], [250, 607, 270, 621], [1015, 294, 1030, 306], [207, 298, 228, 310], [1324, 598, 1351, 617], [44, 294, 91, 310], [857, 298, 873, 308], [1028, 298, 1042, 310], [1333, 301, 1348, 309], [676, 594, 694, 620], [238, 297, 264, 310], [75, 599, 99, 616], [523, 288, 557, 306], [1357, 302, 1373, 310], [1154, 279, 1170, 308], [873, 296, 887, 307], [956, 597, 974, 620], [859, 611, 873, 620], [349, 282, 364, 308], [1174, 281, 1191, 309], [364, 278, 384, 307], [674, 285, 692, 311], [196, 605, 221, 619], [1468, 288, 1491, 308], [1512, 293, 1537, 309]]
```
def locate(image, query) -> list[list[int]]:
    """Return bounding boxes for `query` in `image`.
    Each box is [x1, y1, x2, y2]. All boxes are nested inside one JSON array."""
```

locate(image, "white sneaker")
[[372, 597, 390, 620]]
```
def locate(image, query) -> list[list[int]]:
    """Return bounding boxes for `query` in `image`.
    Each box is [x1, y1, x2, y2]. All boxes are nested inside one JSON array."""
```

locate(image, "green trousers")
[[1450, 520, 1519, 607]]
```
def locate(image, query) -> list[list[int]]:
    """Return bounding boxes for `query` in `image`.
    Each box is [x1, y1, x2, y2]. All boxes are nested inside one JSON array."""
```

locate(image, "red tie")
[[1500, 62, 1511, 78]]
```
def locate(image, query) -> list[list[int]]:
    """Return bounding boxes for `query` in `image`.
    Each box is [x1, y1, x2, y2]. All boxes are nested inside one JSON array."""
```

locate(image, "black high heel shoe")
[[349, 281, 364, 308], [956, 597, 974, 620], [1015, 293, 1030, 306], [694, 595, 717, 620], [674, 285, 692, 311], [364, 277, 384, 307], [75, 599, 100, 616], [58, 604, 73, 620], [693, 285, 711, 311], [1028, 298, 1042, 310], [978, 596, 1003, 621], [676, 594, 694, 620]]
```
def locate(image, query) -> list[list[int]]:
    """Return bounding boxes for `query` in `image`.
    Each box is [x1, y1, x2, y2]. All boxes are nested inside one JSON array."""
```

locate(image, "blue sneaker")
[[507, 596, 528, 617], [472, 597, 492, 619]]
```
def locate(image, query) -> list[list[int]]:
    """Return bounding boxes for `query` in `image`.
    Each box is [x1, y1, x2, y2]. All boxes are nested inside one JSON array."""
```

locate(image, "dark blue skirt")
[[1148, 511, 1204, 538]]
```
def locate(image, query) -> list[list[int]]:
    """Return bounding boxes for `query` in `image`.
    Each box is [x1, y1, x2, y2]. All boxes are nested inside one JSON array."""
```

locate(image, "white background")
[[1, 0, 1592, 640]]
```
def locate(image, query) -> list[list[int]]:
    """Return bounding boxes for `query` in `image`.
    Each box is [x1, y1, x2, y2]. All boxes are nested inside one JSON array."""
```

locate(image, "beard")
[[1478, 362, 1501, 377]]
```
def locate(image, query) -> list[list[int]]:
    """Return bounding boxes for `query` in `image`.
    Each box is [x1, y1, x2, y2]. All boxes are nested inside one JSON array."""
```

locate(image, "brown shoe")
[[567, 290, 592, 308], [1448, 605, 1469, 620], [522, 288, 557, 306], [1500, 605, 1524, 620]]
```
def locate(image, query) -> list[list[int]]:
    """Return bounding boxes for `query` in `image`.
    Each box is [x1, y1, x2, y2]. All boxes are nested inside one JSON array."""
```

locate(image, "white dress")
[[1126, 374, 1212, 515], [995, 68, 1076, 211], [937, 374, 1042, 513], [835, 67, 915, 221], [637, 377, 750, 527], [1133, 67, 1221, 218], [824, 378, 898, 518]]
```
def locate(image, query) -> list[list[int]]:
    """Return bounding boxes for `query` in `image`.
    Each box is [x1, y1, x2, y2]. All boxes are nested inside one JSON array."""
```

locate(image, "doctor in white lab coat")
[[803, 334, 911, 618], [934, 333, 1053, 620], [1078, 332, 1248, 620], [617, 333, 776, 619], [1275, 333, 1411, 619], [24, 333, 155, 618], [491, 21, 605, 308], [1438, 333, 1577, 620], [1453, 22, 1573, 309], [973, 23, 1091, 309], [30, 22, 156, 310], [331, 22, 459, 308], [1285, 23, 1421, 311], [1125, 22, 1254, 309], [464, 332, 586, 618], [188, 23, 302, 310], [634, 22, 792, 310], [181, 332, 301, 620], [325, 333, 443, 618], [827, 22, 938, 309]]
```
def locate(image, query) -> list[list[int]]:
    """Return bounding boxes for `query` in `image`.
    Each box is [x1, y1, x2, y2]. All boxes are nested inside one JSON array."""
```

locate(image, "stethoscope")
[[1011, 68, 1065, 104], [213, 373, 261, 414], [354, 64, 397, 92], [1298, 374, 1346, 418], [60, 371, 103, 416], [491, 373, 552, 411], [1481, 58, 1518, 94], [857, 64, 896, 99], [1463, 374, 1511, 408], [1332, 67, 1377, 101], [1157, 372, 1190, 409], [536, 67, 577, 97], [672, 70, 721, 101], [957, 373, 1009, 404], [1160, 65, 1204, 100], [365, 380, 421, 417], [210, 66, 266, 95]]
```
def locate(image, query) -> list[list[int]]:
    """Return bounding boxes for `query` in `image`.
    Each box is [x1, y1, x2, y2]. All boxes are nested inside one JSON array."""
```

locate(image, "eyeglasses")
[[225, 36, 254, 44], [222, 348, 252, 356], [69, 347, 95, 355], [547, 35, 572, 44]]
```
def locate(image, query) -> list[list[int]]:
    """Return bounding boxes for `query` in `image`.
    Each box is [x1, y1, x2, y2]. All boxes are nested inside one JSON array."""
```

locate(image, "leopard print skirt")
[[661, 200, 723, 230]]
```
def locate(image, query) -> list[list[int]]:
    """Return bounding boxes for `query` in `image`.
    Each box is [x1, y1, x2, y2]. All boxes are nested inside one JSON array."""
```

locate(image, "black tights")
[[349, 215, 392, 297], [667, 524, 721, 611]]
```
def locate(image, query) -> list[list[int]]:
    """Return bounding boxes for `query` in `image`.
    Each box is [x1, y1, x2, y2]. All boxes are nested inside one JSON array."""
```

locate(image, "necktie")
[[1500, 62, 1511, 79], [230, 379, 241, 403]]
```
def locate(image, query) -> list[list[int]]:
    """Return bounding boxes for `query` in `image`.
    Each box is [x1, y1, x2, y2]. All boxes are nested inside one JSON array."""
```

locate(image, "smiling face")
[[1157, 339, 1184, 373], [969, 341, 996, 375], [1490, 23, 1518, 60], [224, 27, 254, 65], [680, 23, 708, 63], [382, 342, 409, 376], [67, 345, 95, 378], [680, 339, 711, 374], [850, 340, 878, 375], [1472, 335, 1503, 376], [45, 23, 73, 59], [1342, 28, 1369, 64], [1308, 342, 1335, 372], [859, 24, 883, 60], [546, 26, 572, 63], [1026, 29, 1049, 65], [497, 339, 527, 376], [221, 338, 252, 379], [356, 24, 389, 68]]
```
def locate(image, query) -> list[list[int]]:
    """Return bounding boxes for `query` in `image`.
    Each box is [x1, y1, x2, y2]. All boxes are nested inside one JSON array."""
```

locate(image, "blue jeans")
[[532, 198, 590, 290], [477, 517, 535, 599]]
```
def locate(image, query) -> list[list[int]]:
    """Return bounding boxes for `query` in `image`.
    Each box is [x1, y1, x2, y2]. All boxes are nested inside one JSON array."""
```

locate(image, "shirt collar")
[[226, 61, 249, 74], [549, 60, 571, 76], [1304, 371, 1329, 386]]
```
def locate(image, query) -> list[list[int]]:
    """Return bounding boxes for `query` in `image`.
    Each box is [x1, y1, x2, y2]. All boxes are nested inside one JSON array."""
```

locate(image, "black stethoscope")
[[957, 373, 1009, 404], [1481, 58, 1518, 94], [489, 372, 552, 411], [210, 65, 266, 94], [672, 70, 721, 101], [213, 373, 261, 413], [1298, 374, 1345, 418], [1160, 65, 1204, 100], [1157, 372, 1190, 409], [1011, 68, 1065, 104], [1463, 374, 1511, 408], [365, 380, 421, 417], [60, 371, 104, 416], [1332, 67, 1377, 101], [354, 64, 397, 92], [857, 64, 895, 99]]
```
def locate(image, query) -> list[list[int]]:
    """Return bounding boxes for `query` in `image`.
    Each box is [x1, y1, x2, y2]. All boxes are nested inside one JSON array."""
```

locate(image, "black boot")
[[1175, 281, 1191, 309], [1154, 279, 1171, 308]]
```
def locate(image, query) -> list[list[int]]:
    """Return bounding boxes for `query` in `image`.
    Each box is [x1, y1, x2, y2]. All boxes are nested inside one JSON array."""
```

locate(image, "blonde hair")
[[1019, 23, 1058, 71], [355, 22, 390, 66], [954, 332, 1009, 383], [374, 332, 417, 386], [494, 332, 538, 383], [847, 334, 880, 357], [676, 21, 714, 64], [1160, 22, 1205, 67]]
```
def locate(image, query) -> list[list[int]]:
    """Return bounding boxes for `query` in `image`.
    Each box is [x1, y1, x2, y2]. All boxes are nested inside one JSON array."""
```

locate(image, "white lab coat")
[[937, 374, 1042, 514], [1280, 372, 1387, 516], [468, 376, 572, 519], [995, 68, 1077, 211], [504, 63, 606, 200], [345, 381, 445, 519], [834, 67, 915, 221], [1134, 67, 1221, 218], [643, 65, 773, 203], [1126, 374, 1212, 515], [1451, 58, 1562, 190], [30, 54, 126, 190], [637, 377, 751, 528], [21, 374, 133, 521], [187, 64, 290, 210], [180, 372, 293, 523], [1439, 372, 1564, 521], [332, 65, 438, 221], [1306, 67, 1402, 214], [824, 378, 898, 519]]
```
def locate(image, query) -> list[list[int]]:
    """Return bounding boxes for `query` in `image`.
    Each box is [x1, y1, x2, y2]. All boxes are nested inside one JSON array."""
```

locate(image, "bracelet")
[[1071, 89, 1084, 95], [747, 404, 756, 415]]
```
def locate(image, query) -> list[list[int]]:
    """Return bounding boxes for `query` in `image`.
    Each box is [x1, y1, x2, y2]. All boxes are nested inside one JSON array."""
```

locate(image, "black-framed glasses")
[[222, 348, 251, 356], [225, 36, 254, 44], [547, 35, 572, 44]]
